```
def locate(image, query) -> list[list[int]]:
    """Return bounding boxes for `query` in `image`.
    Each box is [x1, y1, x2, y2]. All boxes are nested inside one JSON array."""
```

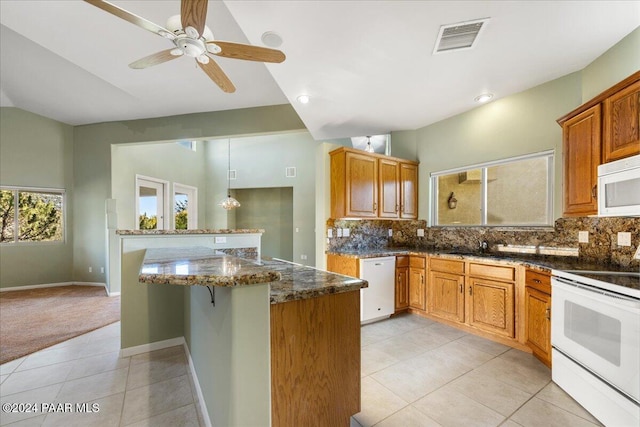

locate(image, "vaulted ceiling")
[[1, 1, 638, 139]]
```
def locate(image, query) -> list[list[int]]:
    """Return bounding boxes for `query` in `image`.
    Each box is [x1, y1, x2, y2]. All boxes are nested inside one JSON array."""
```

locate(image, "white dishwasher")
[[359, 256, 396, 324]]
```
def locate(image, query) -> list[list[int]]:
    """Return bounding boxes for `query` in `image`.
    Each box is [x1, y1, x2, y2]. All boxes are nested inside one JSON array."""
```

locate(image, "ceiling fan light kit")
[[84, 0, 286, 93]]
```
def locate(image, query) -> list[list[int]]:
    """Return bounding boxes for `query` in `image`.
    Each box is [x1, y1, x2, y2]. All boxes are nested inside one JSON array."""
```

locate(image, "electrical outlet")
[[343, 228, 350, 237], [100, 267, 104, 274], [634, 245, 640, 260], [617, 232, 631, 246], [337, 228, 343, 237], [300, 254, 307, 260], [388, 229, 393, 237], [417, 229, 425, 237], [295, 227, 300, 233], [215, 236, 227, 244], [88, 266, 92, 273], [327, 228, 333, 238], [578, 231, 589, 243]]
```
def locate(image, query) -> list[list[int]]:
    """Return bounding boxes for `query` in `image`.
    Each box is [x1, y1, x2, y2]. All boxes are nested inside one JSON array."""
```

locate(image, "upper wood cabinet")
[[558, 71, 640, 217], [562, 105, 601, 216], [330, 147, 419, 219], [603, 80, 640, 163]]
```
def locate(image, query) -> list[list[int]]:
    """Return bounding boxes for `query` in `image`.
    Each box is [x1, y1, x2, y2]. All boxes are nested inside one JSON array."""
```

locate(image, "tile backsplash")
[[327, 217, 640, 268]]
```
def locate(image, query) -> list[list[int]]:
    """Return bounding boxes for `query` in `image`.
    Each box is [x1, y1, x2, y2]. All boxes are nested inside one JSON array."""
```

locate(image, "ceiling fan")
[[84, 0, 285, 93]]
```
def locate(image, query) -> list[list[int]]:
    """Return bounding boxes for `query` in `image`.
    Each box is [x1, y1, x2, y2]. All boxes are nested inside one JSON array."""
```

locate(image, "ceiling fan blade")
[[208, 41, 286, 63], [181, 0, 208, 38], [84, 0, 175, 40], [129, 49, 181, 69], [197, 59, 236, 93]]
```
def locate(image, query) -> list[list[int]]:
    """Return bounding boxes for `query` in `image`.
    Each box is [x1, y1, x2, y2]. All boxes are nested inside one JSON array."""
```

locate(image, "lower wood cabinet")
[[524, 269, 552, 368], [408, 256, 426, 311], [467, 277, 515, 338], [395, 256, 409, 312], [428, 258, 465, 322]]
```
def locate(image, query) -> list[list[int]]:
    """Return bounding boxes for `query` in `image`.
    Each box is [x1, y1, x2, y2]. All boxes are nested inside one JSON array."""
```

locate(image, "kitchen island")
[[131, 244, 366, 427]]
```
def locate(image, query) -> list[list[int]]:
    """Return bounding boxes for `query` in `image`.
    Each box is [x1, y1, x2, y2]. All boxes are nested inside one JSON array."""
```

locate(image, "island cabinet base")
[[270, 291, 361, 427]]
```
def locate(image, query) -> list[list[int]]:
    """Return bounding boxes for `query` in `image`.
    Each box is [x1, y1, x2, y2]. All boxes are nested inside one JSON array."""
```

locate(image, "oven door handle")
[[553, 277, 640, 310]]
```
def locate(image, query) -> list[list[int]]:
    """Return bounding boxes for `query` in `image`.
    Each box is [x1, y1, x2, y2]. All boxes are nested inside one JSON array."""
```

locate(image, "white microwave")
[[598, 154, 640, 217]]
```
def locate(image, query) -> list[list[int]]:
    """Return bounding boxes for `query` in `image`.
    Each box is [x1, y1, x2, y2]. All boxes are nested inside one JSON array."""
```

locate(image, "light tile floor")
[[351, 314, 602, 427], [1, 314, 602, 427]]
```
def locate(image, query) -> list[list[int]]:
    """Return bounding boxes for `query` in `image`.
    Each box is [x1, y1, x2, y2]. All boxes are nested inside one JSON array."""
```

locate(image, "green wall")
[[205, 132, 319, 265], [73, 105, 305, 285], [415, 73, 581, 223], [0, 108, 74, 288], [581, 26, 640, 102], [111, 141, 208, 230]]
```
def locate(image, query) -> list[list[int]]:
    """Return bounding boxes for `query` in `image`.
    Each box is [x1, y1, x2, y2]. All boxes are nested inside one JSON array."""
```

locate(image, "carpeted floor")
[[0, 285, 120, 365]]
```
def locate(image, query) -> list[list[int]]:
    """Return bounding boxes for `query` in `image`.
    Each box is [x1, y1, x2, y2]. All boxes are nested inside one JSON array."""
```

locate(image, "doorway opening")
[[230, 187, 293, 261]]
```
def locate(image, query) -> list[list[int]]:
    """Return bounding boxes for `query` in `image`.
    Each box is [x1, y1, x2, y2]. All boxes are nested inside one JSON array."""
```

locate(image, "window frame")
[[135, 175, 170, 230], [173, 183, 198, 230], [0, 186, 67, 245], [430, 150, 555, 227]]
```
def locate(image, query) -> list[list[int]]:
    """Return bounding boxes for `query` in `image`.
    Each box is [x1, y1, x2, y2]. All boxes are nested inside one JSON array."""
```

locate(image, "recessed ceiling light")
[[474, 93, 493, 103], [261, 31, 283, 48], [297, 95, 310, 104]]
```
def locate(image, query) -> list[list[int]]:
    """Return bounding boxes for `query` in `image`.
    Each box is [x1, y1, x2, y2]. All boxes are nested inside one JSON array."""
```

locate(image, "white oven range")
[[551, 269, 640, 426]]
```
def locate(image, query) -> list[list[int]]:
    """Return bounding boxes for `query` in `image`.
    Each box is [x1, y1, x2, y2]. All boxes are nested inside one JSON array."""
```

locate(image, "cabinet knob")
[[592, 185, 597, 200], [459, 284, 463, 293], [545, 308, 551, 320], [373, 202, 377, 210], [395, 204, 399, 212], [468, 286, 473, 296], [533, 279, 541, 284]]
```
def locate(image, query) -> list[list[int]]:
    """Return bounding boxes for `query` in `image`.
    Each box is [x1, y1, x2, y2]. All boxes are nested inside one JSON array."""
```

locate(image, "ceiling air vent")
[[433, 18, 489, 54], [285, 167, 297, 178], [228, 170, 237, 180]]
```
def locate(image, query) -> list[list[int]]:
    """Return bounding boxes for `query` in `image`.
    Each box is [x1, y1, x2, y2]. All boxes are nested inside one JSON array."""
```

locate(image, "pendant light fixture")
[[218, 139, 241, 210], [364, 136, 375, 153]]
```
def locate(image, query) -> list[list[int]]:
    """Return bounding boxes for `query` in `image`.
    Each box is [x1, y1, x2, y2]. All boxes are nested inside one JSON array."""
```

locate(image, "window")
[[176, 140, 196, 151], [173, 183, 197, 229], [0, 187, 65, 244], [136, 176, 168, 230], [431, 151, 554, 226]]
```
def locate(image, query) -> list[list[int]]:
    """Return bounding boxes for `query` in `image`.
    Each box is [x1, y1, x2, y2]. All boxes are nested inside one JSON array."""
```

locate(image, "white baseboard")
[[119, 336, 185, 358], [183, 342, 213, 427], [0, 282, 109, 292]]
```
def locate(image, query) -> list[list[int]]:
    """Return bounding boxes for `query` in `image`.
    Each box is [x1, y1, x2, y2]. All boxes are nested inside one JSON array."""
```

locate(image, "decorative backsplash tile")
[[327, 217, 640, 268]]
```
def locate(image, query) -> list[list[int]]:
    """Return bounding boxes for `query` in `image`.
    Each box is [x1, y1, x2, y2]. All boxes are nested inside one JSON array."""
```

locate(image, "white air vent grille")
[[228, 170, 237, 180], [285, 167, 296, 178], [434, 18, 489, 54]]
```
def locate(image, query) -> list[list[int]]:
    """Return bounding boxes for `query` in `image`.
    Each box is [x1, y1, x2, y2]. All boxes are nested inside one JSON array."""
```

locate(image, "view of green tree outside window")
[[0, 189, 64, 243], [174, 199, 188, 230]]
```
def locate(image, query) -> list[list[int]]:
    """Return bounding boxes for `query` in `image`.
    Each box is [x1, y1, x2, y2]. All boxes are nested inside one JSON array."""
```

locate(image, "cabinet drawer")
[[430, 258, 464, 274], [410, 256, 426, 269], [525, 269, 551, 294], [469, 263, 515, 282], [396, 256, 409, 268]]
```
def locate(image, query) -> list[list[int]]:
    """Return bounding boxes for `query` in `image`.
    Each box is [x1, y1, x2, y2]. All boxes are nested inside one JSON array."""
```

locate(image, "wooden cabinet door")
[[409, 267, 426, 311], [395, 267, 409, 311], [428, 270, 464, 323], [345, 151, 378, 217], [563, 105, 601, 216], [400, 163, 418, 219], [467, 278, 515, 338], [378, 158, 400, 218], [603, 80, 640, 163], [525, 286, 551, 368]]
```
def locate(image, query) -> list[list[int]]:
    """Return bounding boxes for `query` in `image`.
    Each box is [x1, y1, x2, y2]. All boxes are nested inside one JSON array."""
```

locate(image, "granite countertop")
[[327, 248, 640, 274], [140, 247, 367, 304], [117, 228, 265, 235]]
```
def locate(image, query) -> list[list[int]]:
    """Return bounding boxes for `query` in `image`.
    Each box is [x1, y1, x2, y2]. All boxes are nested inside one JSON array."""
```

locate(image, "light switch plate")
[[343, 228, 350, 237], [388, 229, 393, 237], [327, 229, 333, 238], [617, 232, 631, 246], [337, 228, 343, 237], [578, 231, 589, 243], [417, 229, 425, 237]]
